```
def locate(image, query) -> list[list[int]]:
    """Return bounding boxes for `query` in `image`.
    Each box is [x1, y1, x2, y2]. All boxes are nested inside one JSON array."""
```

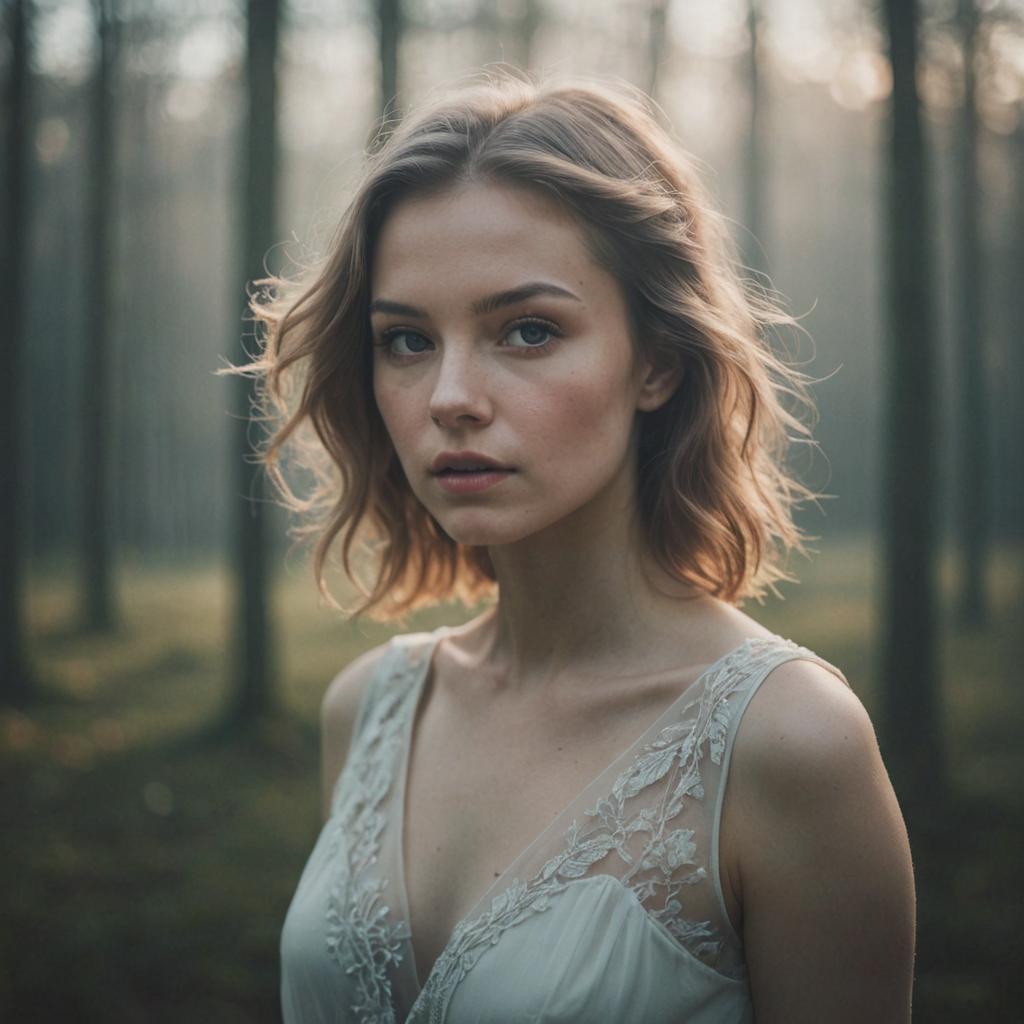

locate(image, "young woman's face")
[[370, 180, 672, 547]]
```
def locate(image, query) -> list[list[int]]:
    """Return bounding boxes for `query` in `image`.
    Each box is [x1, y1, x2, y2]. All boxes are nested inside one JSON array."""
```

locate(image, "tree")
[[81, 0, 118, 632], [740, 0, 767, 278], [378, 0, 401, 119], [645, 0, 670, 102], [953, 0, 989, 626], [0, 0, 35, 705], [226, 0, 282, 725], [879, 0, 947, 808], [512, 0, 541, 73]]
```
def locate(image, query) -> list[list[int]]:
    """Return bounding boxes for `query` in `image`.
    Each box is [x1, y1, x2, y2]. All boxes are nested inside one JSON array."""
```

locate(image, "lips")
[[430, 451, 516, 475]]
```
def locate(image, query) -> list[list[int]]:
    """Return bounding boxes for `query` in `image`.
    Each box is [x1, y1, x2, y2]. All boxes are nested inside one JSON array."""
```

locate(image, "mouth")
[[431, 466, 517, 494], [432, 466, 518, 476], [430, 451, 517, 475]]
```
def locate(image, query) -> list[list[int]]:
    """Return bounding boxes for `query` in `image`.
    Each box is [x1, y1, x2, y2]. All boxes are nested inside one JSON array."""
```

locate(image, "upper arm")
[[729, 659, 916, 1023], [319, 642, 391, 823]]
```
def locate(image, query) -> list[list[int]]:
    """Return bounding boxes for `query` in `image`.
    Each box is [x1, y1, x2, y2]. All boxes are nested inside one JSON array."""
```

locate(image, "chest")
[[400, 674, 705, 989]]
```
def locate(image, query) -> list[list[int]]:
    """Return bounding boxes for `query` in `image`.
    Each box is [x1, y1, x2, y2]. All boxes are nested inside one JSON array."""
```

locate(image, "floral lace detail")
[[407, 638, 807, 1024], [323, 642, 421, 1024]]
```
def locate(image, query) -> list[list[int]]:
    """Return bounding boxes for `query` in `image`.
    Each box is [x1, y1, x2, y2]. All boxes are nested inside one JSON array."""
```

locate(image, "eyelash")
[[373, 317, 563, 362]]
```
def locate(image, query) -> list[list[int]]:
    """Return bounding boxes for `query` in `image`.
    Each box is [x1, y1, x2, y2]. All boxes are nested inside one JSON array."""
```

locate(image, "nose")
[[428, 345, 493, 429]]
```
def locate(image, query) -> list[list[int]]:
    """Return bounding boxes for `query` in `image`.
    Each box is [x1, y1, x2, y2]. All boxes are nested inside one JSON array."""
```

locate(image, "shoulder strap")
[[327, 638, 410, 816], [717, 640, 851, 775], [708, 638, 851, 942], [347, 629, 441, 753], [348, 637, 399, 747]]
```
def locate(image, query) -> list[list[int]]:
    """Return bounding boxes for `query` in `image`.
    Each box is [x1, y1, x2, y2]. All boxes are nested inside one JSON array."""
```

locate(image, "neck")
[[472, 476, 717, 695]]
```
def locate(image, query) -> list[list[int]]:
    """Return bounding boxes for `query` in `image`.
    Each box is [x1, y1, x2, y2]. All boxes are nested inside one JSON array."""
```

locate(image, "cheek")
[[522, 365, 635, 468], [373, 378, 415, 446]]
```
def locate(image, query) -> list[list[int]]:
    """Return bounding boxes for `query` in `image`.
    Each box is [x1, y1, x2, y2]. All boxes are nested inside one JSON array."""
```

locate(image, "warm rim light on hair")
[[219, 69, 826, 623]]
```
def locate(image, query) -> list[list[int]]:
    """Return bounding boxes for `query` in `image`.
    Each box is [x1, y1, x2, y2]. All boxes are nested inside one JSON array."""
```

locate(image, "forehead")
[[370, 180, 610, 300]]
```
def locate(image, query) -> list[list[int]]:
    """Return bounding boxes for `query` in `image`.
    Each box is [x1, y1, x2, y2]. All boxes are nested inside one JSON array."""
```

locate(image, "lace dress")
[[280, 625, 850, 1023]]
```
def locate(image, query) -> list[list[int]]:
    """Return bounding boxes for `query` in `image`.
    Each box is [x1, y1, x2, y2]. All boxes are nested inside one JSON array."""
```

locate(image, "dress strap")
[[709, 637, 852, 946]]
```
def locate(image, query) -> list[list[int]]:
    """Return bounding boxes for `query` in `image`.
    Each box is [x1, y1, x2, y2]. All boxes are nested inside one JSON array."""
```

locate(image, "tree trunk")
[[645, 0, 669, 103], [953, 0, 989, 626], [879, 0, 947, 810], [1014, 110, 1024, 548], [516, 0, 541, 72], [226, 0, 281, 725], [378, 0, 401, 119], [0, 0, 35, 705], [81, 0, 118, 632], [741, 0, 767, 278]]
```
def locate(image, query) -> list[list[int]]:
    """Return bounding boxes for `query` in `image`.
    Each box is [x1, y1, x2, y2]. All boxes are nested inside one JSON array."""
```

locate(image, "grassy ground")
[[1, 537, 1021, 1022]]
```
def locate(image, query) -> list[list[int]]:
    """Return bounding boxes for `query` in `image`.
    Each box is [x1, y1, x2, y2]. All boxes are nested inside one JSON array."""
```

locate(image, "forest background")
[[1, 0, 1022, 1020]]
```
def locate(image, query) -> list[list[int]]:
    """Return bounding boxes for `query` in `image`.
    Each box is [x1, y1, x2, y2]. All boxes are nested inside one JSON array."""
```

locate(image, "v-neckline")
[[393, 624, 760, 1003]]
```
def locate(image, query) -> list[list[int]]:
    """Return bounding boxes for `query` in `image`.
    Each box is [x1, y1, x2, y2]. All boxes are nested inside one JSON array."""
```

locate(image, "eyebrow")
[[368, 282, 583, 320]]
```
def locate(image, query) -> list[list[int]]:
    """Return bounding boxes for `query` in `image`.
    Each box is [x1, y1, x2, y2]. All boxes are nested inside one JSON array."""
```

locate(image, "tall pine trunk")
[[226, 0, 281, 725], [378, 0, 401, 119], [645, 0, 669, 104], [953, 0, 989, 626], [514, 0, 541, 73], [81, 0, 117, 632], [879, 0, 947, 810], [1, 0, 34, 705], [741, 0, 766, 278]]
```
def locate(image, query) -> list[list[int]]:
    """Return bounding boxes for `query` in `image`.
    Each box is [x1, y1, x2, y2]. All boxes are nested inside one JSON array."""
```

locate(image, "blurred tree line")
[[2, 0, 1022, 809]]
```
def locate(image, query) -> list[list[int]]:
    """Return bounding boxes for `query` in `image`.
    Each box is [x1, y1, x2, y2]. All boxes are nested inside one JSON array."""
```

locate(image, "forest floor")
[[1, 537, 1021, 1023]]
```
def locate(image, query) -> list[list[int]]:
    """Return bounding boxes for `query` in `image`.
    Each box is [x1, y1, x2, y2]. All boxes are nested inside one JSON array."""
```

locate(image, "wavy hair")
[[222, 71, 825, 622]]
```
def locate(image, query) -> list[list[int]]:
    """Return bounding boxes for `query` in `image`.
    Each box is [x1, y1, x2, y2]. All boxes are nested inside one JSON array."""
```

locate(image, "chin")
[[439, 523, 528, 547], [432, 509, 545, 548]]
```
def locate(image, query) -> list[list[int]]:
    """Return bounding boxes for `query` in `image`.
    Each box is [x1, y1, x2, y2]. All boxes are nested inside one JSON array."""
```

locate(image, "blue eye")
[[505, 320, 558, 349], [381, 330, 433, 356], [508, 323, 550, 346], [375, 318, 562, 362]]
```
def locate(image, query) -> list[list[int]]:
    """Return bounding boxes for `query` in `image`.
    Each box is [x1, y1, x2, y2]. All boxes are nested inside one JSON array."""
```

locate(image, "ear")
[[635, 357, 684, 413]]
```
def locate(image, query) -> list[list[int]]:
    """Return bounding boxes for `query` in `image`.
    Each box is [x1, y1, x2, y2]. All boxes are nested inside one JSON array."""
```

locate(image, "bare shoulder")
[[735, 657, 867, 784], [319, 640, 394, 821], [726, 657, 916, 1022]]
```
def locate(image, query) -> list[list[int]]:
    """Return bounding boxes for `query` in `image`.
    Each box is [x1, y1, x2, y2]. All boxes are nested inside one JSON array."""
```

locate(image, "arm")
[[728, 659, 916, 1022], [319, 643, 391, 823]]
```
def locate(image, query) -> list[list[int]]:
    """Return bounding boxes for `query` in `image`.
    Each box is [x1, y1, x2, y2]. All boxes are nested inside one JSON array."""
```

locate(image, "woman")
[[241, 74, 915, 1022]]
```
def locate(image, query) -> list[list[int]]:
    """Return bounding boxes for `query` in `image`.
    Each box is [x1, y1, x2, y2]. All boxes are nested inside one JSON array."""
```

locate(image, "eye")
[[503, 319, 560, 350], [377, 329, 433, 358]]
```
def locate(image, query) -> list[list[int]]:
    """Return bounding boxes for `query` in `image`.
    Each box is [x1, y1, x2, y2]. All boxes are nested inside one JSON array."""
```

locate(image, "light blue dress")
[[280, 625, 849, 1023]]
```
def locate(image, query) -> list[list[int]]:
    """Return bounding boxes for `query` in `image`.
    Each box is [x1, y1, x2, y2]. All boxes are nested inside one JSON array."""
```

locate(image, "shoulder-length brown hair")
[[222, 72, 825, 623]]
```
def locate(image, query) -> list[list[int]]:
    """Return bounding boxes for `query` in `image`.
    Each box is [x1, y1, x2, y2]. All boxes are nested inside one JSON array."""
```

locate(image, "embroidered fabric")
[[279, 628, 851, 1024], [322, 644, 420, 1022]]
